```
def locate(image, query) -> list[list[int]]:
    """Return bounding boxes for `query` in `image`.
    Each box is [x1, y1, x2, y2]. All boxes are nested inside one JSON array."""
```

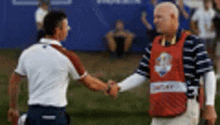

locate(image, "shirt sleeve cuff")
[[14, 69, 26, 76], [80, 71, 88, 79]]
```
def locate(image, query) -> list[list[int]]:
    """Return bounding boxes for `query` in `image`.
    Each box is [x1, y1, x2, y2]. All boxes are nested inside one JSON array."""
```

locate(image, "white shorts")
[[151, 98, 200, 125]]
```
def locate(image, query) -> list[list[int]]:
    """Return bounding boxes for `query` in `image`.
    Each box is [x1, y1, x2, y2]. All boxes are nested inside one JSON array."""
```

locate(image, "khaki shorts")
[[151, 98, 200, 125], [215, 41, 220, 57]]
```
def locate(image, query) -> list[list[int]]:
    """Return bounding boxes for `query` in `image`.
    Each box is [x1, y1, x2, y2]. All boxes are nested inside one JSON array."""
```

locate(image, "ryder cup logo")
[[155, 52, 172, 77]]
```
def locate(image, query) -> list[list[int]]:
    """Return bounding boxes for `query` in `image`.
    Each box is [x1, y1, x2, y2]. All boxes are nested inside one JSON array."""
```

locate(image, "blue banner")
[[1, 0, 191, 51]]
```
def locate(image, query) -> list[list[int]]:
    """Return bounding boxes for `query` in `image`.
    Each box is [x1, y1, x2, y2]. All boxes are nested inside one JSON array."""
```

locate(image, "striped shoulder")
[[184, 35, 201, 49], [185, 35, 199, 44], [144, 43, 152, 52], [144, 44, 152, 57]]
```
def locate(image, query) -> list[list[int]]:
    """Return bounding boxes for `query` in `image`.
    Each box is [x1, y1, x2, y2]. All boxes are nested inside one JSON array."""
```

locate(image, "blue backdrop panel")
[[1, 0, 191, 52]]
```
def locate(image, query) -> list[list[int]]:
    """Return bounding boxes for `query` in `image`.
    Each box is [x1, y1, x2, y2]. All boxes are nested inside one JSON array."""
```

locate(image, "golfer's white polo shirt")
[[15, 38, 86, 107]]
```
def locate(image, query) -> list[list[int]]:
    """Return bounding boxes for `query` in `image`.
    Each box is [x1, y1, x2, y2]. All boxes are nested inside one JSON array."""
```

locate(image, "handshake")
[[103, 80, 121, 99]]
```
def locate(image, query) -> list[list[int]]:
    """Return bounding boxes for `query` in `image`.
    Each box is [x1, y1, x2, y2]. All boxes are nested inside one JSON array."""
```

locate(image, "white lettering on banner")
[[12, 0, 72, 5], [150, 81, 187, 94], [97, 0, 141, 5]]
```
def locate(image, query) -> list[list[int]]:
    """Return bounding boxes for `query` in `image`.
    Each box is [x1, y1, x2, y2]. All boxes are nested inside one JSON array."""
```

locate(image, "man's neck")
[[44, 35, 60, 42], [163, 32, 176, 42]]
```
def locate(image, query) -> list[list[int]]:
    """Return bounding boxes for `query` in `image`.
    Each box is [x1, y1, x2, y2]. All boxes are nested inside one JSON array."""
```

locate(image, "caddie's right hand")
[[106, 80, 120, 99]]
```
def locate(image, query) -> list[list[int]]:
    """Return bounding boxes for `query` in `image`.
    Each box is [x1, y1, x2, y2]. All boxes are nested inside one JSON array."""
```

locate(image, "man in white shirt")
[[7, 11, 116, 125], [35, 0, 50, 42], [191, 0, 216, 58]]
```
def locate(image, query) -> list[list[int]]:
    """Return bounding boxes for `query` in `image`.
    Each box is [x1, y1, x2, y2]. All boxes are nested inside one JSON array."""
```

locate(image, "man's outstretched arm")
[[113, 45, 151, 93], [79, 73, 108, 92], [106, 73, 147, 98], [79, 73, 120, 98], [177, 0, 189, 19], [141, 11, 152, 30], [118, 73, 147, 92]]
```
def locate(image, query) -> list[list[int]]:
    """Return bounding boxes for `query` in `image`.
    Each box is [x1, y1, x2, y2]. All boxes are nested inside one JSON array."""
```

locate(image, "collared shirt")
[[135, 29, 213, 98], [15, 38, 86, 107]]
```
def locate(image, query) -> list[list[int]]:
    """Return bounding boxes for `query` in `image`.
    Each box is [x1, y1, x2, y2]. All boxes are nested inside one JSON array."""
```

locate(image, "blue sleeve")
[[135, 44, 152, 78], [193, 38, 213, 76]]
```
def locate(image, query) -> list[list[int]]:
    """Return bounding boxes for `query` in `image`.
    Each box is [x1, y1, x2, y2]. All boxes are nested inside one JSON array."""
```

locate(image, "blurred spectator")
[[213, 0, 220, 77], [141, 0, 160, 43], [191, 0, 216, 58], [105, 20, 135, 58], [141, 11, 160, 43], [35, 0, 50, 42]]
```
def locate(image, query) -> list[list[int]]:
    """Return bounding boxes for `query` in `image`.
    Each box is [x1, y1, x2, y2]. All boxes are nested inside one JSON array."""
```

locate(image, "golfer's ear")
[[53, 27, 60, 34]]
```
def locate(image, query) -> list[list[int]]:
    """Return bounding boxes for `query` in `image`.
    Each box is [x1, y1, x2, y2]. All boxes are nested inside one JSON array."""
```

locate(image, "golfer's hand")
[[202, 105, 217, 125], [106, 80, 120, 99], [7, 108, 19, 125]]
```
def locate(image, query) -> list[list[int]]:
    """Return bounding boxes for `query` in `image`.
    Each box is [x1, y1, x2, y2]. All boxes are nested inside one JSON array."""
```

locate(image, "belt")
[[29, 104, 66, 111]]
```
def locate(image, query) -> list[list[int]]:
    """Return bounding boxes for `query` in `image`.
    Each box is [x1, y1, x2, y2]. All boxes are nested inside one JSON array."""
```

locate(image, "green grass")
[[1, 50, 220, 125], [0, 77, 151, 125]]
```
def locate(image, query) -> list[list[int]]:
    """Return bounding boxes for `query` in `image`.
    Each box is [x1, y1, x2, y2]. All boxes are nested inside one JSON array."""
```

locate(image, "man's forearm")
[[125, 33, 134, 43], [90, 76, 108, 91], [9, 84, 20, 109], [80, 74, 108, 92], [106, 36, 116, 43], [203, 71, 216, 106], [118, 73, 147, 92], [141, 17, 152, 30], [179, 8, 189, 19], [8, 73, 21, 109]]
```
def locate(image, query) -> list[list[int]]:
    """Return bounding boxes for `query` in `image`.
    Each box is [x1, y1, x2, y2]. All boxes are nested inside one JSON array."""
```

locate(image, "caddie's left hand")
[[202, 105, 217, 125]]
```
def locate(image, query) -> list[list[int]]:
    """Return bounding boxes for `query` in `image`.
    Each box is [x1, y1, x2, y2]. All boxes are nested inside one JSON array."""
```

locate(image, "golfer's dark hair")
[[43, 11, 67, 35]]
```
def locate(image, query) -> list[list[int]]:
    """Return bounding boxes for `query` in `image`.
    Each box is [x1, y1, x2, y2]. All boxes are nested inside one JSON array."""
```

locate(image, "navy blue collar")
[[176, 28, 183, 41]]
